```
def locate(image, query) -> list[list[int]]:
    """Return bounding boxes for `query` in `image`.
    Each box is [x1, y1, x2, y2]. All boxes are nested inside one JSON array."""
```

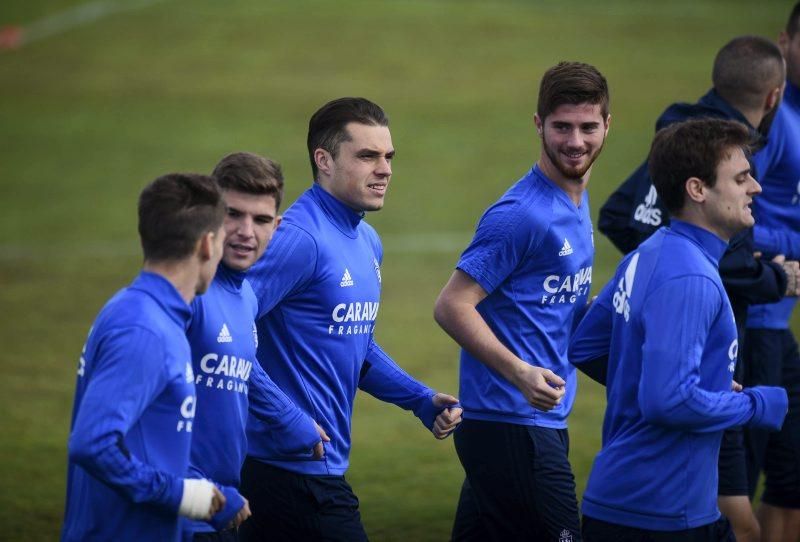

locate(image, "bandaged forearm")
[[178, 479, 215, 519]]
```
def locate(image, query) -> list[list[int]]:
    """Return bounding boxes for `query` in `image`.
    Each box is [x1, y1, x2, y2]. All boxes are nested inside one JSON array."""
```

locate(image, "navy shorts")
[[452, 419, 581, 542], [717, 427, 748, 496], [743, 327, 788, 498], [582, 515, 734, 542], [238, 457, 368, 542], [191, 529, 239, 542], [762, 329, 800, 508]]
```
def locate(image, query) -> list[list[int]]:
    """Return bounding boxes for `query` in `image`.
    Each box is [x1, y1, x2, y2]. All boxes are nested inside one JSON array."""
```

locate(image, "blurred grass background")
[[0, 0, 795, 539]]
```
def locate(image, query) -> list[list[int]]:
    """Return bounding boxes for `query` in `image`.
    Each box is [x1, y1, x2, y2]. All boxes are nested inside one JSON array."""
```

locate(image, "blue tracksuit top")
[[570, 221, 787, 530], [62, 272, 195, 542], [748, 80, 800, 329], [246, 183, 439, 476], [183, 264, 320, 535], [456, 164, 593, 427]]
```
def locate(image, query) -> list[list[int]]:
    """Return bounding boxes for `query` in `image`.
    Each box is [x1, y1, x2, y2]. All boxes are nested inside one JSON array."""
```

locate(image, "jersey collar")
[[669, 219, 728, 266], [310, 183, 364, 238], [215, 262, 246, 293], [130, 271, 192, 328], [697, 89, 754, 130], [531, 164, 587, 211]]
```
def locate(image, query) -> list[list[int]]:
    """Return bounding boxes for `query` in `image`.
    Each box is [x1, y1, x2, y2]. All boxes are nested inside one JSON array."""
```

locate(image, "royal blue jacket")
[[245, 184, 441, 475], [182, 264, 320, 536], [570, 221, 787, 530], [62, 272, 195, 542], [596, 89, 786, 373], [748, 81, 800, 329], [456, 164, 593, 427]]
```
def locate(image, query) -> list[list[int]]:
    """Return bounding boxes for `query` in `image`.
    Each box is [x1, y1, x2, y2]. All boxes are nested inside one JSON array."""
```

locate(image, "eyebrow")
[[357, 148, 395, 158]]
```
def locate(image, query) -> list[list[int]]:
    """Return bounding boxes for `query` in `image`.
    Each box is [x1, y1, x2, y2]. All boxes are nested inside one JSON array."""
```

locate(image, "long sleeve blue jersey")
[[61, 272, 195, 542], [456, 164, 593, 427], [182, 264, 320, 536], [749, 81, 800, 329], [570, 221, 787, 530], [245, 184, 439, 476]]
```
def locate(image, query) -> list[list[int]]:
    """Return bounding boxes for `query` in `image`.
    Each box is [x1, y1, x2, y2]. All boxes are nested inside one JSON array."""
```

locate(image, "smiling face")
[[535, 102, 610, 183], [703, 146, 762, 240], [316, 122, 394, 212], [221, 189, 280, 271]]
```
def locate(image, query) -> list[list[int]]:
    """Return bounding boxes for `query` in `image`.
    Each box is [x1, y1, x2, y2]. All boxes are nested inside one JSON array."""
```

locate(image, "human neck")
[[143, 259, 199, 304], [537, 158, 588, 206]]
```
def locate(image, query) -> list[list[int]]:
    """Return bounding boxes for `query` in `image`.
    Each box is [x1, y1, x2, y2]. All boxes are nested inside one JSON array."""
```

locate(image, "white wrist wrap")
[[178, 478, 215, 519]]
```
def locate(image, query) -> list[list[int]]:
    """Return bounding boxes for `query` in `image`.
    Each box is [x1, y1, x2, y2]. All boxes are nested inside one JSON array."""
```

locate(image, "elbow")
[[68, 432, 95, 468], [639, 394, 675, 426], [433, 293, 452, 330]]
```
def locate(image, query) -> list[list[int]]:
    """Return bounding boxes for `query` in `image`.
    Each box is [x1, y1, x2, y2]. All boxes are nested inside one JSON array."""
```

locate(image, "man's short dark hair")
[[537, 61, 610, 121], [649, 119, 755, 214], [712, 36, 785, 111], [788, 2, 800, 37], [212, 152, 285, 210], [307, 97, 389, 180], [138, 173, 226, 262]]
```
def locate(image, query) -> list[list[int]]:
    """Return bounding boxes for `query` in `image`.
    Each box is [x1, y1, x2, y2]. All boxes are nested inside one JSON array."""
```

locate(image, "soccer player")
[[434, 61, 610, 541], [62, 174, 236, 542], [238, 97, 462, 542], [182, 153, 328, 541], [595, 36, 794, 541], [748, 4, 800, 540], [570, 118, 788, 542]]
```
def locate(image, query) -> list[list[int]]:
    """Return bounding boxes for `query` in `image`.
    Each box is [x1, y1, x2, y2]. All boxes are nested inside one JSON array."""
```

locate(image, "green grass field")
[[0, 0, 795, 539]]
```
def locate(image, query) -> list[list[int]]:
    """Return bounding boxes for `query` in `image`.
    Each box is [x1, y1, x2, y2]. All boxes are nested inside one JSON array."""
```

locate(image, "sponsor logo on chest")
[[176, 361, 196, 433], [541, 266, 592, 305], [193, 352, 253, 395]]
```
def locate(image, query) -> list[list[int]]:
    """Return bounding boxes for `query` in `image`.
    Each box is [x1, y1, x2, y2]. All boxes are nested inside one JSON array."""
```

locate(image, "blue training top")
[[246, 184, 441, 476], [456, 164, 593, 428], [570, 221, 787, 531], [182, 264, 320, 536], [62, 272, 195, 542], [749, 80, 800, 329]]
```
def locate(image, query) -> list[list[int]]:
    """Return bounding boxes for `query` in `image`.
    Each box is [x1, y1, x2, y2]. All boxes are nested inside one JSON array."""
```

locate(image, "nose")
[[375, 157, 392, 177], [237, 217, 255, 238], [566, 128, 583, 148], [749, 175, 762, 196]]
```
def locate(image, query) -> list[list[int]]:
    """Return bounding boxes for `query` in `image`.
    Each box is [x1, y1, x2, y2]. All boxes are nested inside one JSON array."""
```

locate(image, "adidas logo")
[[217, 323, 233, 343], [558, 238, 573, 256], [340, 268, 354, 287]]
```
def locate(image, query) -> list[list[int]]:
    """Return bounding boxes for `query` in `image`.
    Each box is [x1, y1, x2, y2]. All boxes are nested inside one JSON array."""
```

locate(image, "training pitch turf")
[[0, 0, 793, 539]]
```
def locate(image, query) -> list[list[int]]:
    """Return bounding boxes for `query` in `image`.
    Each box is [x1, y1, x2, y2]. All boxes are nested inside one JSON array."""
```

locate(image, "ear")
[[533, 113, 543, 136], [196, 231, 215, 262], [275, 215, 283, 228], [766, 85, 783, 112], [685, 176, 707, 204], [314, 148, 334, 177], [603, 114, 612, 137]]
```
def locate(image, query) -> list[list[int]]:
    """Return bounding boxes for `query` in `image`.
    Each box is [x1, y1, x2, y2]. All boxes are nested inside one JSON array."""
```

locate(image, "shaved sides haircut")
[[713, 36, 785, 111]]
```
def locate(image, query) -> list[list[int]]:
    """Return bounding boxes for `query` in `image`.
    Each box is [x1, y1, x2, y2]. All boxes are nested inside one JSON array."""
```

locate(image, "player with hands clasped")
[[571, 119, 788, 542], [238, 98, 461, 542], [62, 174, 231, 542]]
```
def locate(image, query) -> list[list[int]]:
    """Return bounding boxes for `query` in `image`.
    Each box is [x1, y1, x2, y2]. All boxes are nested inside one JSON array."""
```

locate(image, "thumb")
[[432, 393, 459, 408], [315, 422, 331, 442], [542, 369, 566, 387], [772, 253, 786, 264]]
